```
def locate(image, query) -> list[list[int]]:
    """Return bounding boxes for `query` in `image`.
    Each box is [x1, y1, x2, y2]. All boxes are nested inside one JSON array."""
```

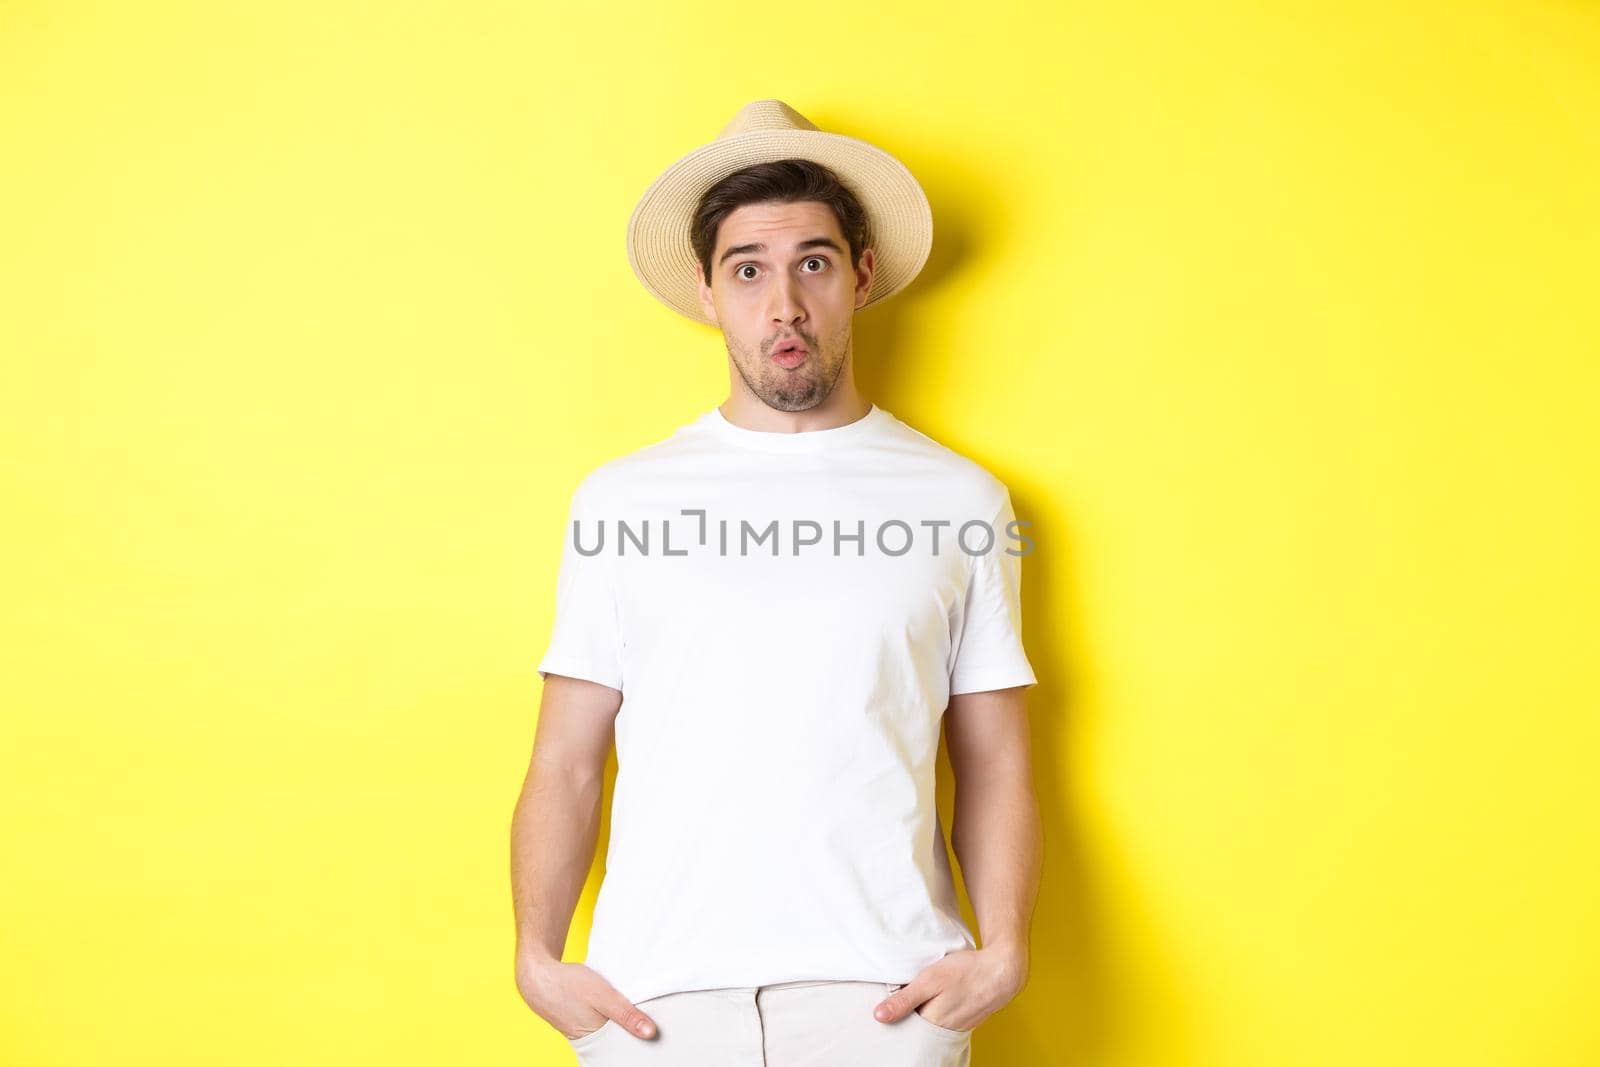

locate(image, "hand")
[[514, 950, 658, 1042], [871, 945, 1029, 1033]]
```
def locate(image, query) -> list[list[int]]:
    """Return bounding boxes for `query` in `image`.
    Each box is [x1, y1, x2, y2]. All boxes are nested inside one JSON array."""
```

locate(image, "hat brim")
[[626, 129, 932, 327]]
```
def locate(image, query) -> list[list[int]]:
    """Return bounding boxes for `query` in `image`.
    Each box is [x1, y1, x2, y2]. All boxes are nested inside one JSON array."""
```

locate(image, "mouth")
[[770, 338, 809, 368]]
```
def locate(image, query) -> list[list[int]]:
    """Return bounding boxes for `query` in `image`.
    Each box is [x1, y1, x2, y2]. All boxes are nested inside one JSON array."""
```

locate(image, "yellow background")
[[2, 2, 1596, 1065]]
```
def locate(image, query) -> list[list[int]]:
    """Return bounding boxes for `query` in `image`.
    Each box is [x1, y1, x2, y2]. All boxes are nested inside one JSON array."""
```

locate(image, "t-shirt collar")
[[702, 402, 887, 452]]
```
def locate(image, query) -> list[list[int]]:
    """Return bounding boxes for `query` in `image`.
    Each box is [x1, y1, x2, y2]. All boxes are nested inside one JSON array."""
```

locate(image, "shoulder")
[[562, 417, 704, 511], [878, 410, 1014, 519]]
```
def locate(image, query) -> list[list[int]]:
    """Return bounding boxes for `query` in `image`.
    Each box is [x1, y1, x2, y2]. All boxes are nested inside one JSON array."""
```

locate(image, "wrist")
[[980, 936, 1029, 957], [515, 936, 562, 968], [980, 939, 1030, 977]]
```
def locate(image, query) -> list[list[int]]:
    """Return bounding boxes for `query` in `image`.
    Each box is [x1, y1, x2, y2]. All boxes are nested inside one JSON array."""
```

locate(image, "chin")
[[762, 388, 825, 412]]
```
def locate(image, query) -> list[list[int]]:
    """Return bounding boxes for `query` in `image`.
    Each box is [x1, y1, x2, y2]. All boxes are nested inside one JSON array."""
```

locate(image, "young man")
[[510, 100, 1043, 1066]]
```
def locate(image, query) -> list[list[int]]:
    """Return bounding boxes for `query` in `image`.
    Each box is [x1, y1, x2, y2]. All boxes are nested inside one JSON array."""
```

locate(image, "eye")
[[801, 256, 828, 272], [735, 264, 759, 281]]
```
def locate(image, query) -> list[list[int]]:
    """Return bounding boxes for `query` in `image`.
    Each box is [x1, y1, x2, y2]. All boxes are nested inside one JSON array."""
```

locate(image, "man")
[[510, 99, 1043, 1066]]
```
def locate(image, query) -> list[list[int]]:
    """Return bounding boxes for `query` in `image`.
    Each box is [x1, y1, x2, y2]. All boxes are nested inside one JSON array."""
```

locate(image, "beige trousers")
[[565, 980, 973, 1066]]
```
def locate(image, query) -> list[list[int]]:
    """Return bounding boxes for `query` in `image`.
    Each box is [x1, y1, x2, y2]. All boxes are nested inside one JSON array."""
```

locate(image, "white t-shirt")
[[536, 402, 1037, 1005]]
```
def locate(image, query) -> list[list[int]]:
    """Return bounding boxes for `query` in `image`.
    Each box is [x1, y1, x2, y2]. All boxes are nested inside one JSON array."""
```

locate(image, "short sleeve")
[[948, 491, 1038, 695], [536, 481, 624, 692]]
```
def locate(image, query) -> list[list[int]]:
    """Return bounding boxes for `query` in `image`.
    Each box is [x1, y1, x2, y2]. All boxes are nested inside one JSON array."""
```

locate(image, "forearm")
[[509, 761, 604, 964], [949, 761, 1042, 958]]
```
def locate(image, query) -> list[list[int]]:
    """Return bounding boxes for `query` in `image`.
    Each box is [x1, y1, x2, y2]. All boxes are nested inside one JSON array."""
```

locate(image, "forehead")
[[714, 200, 842, 251]]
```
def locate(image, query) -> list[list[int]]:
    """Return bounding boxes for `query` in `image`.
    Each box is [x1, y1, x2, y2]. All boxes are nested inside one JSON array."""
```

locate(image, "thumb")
[[598, 988, 657, 1039], [873, 980, 926, 1024]]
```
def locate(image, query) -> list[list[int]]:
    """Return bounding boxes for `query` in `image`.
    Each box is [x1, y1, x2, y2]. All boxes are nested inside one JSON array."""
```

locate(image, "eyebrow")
[[718, 236, 844, 268]]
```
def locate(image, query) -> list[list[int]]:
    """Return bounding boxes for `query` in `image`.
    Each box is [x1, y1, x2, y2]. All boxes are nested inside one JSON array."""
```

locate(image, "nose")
[[768, 271, 805, 329]]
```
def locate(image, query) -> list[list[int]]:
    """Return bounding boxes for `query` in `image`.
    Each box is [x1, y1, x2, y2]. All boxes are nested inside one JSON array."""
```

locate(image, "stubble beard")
[[726, 322, 850, 413]]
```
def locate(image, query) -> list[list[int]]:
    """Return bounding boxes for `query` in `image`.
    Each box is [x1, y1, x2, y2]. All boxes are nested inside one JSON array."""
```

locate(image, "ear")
[[853, 247, 877, 310], [695, 261, 719, 325]]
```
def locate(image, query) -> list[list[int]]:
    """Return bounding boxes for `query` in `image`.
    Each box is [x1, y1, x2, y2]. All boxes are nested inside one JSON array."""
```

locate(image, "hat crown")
[[717, 99, 819, 139]]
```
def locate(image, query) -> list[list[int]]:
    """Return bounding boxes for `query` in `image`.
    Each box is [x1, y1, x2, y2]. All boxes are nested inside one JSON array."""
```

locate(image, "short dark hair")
[[691, 159, 871, 286]]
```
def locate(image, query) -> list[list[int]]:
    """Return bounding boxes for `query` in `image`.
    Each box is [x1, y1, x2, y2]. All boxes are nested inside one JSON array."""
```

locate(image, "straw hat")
[[625, 99, 933, 327]]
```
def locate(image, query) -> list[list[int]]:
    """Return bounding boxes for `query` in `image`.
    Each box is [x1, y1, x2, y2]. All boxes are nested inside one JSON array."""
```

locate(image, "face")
[[696, 200, 875, 412]]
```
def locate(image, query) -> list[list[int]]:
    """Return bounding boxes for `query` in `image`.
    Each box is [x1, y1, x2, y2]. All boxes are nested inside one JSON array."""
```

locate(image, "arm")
[[871, 683, 1040, 1031], [510, 673, 618, 964], [945, 683, 1041, 984], [509, 674, 659, 1041]]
